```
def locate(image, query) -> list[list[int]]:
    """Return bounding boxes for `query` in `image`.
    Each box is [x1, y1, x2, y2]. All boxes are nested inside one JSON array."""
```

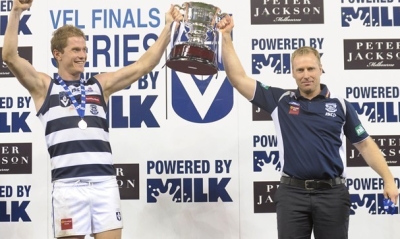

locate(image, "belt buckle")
[[305, 180, 315, 190]]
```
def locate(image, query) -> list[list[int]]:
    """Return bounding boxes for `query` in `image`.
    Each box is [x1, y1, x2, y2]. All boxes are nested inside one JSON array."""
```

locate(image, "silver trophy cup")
[[166, 2, 225, 75]]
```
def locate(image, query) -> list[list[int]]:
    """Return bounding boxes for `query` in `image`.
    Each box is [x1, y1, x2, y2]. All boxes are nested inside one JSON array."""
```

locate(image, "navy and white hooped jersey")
[[37, 77, 115, 182], [251, 81, 369, 180]]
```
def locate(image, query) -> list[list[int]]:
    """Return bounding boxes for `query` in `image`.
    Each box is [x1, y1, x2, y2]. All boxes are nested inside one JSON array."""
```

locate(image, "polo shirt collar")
[[294, 84, 330, 100]]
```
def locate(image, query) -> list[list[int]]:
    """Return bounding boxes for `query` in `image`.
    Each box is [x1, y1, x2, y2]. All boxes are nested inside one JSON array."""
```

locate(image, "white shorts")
[[52, 177, 123, 238]]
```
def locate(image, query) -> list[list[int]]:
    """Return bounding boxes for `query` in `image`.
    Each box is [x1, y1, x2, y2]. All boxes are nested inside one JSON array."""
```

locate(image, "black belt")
[[280, 176, 345, 190]]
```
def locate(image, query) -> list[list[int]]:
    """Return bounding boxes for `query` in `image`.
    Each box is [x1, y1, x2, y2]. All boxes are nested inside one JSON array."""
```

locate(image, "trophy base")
[[166, 44, 218, 75]]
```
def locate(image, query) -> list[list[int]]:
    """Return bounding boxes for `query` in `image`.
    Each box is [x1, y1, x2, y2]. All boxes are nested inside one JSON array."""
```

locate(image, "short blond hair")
[[51, 25, 86, 66], [291, 46, 321, 65]]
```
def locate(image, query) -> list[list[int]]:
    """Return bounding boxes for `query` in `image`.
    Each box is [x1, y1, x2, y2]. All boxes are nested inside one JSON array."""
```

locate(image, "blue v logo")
[[171, 71, 234, 123]]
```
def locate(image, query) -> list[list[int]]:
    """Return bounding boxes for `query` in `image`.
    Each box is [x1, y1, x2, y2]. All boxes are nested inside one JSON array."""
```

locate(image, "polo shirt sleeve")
[[250, 81, 286, 114], [343, 99, 369, 144]]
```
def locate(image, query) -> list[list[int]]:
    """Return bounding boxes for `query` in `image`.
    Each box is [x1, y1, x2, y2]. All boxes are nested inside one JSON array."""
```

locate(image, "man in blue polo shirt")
[[218, 15, 399, 238]]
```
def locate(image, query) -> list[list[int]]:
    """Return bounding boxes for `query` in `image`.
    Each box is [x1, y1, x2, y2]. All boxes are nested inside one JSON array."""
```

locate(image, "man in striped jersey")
[[2, 0, 183, 238]]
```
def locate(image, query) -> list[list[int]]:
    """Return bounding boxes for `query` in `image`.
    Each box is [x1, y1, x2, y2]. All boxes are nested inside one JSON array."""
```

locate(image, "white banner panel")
[[0, 0, 399, 238]]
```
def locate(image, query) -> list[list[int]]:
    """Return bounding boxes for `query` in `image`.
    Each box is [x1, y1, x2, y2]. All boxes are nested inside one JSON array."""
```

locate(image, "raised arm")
[[95, 5, 183, 102], [2, 0, 49, 110], [217, 15, 256, 101], [354, 137, 399, 204]]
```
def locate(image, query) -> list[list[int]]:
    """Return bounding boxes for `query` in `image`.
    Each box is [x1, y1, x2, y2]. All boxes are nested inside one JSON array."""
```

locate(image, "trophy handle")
[[216, 13, 228, 21], [217, 13, 228, 18], [212, 12, 228, 28], [173, 4, 184, 10]]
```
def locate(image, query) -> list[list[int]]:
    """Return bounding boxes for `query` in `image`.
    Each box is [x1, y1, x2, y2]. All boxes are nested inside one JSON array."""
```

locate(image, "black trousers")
[[274, 183, 351, 239]]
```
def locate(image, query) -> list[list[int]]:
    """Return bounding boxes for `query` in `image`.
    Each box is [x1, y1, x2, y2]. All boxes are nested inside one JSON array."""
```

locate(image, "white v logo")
[[61, 99, 69, 107]]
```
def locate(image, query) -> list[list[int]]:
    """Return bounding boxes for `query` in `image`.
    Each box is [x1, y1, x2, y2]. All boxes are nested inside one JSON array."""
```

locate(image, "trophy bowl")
[[166, 2, 225, 75]]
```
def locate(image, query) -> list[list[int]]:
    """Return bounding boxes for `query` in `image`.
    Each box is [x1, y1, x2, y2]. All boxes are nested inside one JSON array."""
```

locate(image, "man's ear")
[[53, 49, 62, 61]]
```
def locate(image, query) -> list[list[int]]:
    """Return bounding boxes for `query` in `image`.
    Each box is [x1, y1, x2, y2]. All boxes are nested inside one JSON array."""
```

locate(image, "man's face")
[[55, 36, 87, 76], [292, 53, 323, 98]]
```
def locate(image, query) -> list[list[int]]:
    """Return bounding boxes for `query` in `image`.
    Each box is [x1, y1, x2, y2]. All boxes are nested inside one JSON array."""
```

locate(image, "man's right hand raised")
[[12, 0, 33, 11], [217, 15, 234, 34]]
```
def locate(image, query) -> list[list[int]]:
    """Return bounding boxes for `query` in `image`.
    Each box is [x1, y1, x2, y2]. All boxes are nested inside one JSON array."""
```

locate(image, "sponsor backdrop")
[[0, 0, 399, 238]]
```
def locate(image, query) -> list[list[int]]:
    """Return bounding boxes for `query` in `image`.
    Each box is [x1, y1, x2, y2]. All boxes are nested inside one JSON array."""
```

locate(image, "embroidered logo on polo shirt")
[[288, 101, 300, 115], [261, 83, 270, 90], [325, 103, 337, 117], [289, 105, 300, 115], [355, 124, 366, 136]]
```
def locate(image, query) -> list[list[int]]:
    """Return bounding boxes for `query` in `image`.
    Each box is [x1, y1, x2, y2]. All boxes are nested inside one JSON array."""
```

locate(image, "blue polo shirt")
[[251, 81, 369, 180]]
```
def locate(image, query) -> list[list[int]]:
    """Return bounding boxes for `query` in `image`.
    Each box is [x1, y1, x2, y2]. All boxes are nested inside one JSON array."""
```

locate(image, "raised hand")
[[166, 4, 183, 28], [13, 0, 33, 11], [217, 14, 234, 34]]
